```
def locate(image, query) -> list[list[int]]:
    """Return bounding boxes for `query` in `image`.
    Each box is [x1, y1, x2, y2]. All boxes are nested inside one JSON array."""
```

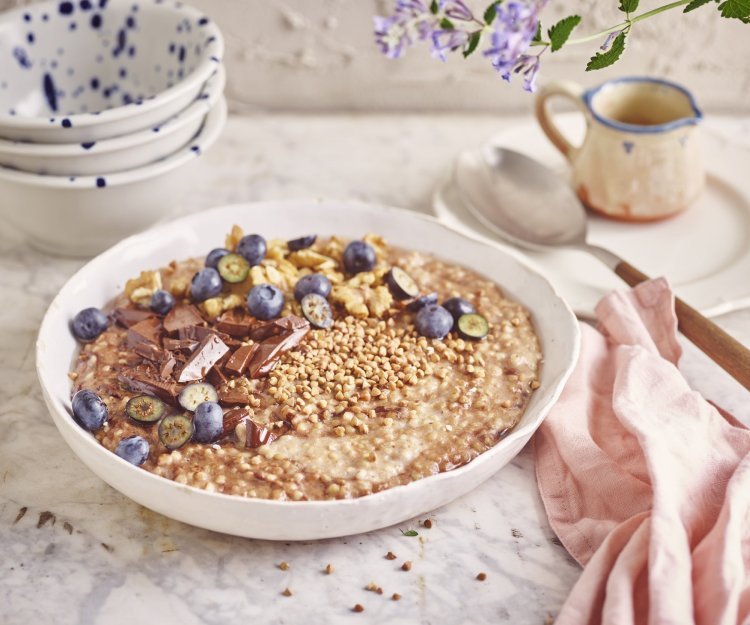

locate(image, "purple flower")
[[374, 0, 436, 59], [431, 29, 470, 61], [438, 0, 475, 22], [483, 1, 546, 78], [600, 30, 622, 50]]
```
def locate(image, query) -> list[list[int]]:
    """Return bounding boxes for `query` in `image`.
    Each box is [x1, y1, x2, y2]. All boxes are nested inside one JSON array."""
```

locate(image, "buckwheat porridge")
[[68, 227, 542, 501]]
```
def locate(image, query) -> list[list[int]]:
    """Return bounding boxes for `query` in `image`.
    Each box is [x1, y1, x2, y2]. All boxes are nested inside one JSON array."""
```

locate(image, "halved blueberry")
[[300, 293, 333, 329], [407, 292, 438, 312], [71, 389, 108, 431], [205, 247, 229, 269], [190, 267, 222, 302], [443, 297, 476, 321], [178, 382, 219, 412], [115, 435, 150, 465], [385, 267, 419, 300], [342, 240, 376, 274], [247, 283, 284, 320], [236, 234, 267, 266], [294, 273, 332, 302], [217, 253, 249, 283], [415, 304, 453, 339], [150, 289, 175, 315], [158, 414, 194, 450], [126, 394, 166, 424], [71, 307, 109, 342], [193, 401, 223, 443], [288, 235, 316, 251], [457, 313, 490, 340]]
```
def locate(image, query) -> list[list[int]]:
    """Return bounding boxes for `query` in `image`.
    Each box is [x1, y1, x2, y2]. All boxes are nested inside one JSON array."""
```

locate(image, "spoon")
[[454, 145, 750, 391]]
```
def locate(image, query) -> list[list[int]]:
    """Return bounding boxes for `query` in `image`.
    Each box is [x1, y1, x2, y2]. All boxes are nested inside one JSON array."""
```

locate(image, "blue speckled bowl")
[[0, 0, 223, 143]]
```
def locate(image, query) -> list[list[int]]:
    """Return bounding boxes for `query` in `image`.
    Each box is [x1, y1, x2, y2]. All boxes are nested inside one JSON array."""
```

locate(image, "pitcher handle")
[[534, 81, 586, 161]]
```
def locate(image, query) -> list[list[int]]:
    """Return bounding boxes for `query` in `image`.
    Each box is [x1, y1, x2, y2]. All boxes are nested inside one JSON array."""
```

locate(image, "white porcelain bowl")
[[36, 201, 580, 540], [0, 96, 226, 256], [0, 65, 224, 175], [0, 0, 223, 143]]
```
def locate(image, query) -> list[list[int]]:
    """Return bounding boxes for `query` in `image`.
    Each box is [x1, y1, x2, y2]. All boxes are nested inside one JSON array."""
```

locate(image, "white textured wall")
[[4, 0, 750, 112]]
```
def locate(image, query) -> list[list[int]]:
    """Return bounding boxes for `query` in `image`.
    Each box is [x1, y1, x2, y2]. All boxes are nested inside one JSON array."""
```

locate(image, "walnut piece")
[[125, 270, 162, 307]]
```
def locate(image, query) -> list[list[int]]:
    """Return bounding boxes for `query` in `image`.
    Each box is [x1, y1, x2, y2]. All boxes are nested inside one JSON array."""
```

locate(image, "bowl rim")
[[35, 200, 581, 512], [0, 0, 224, 130], [0, 66, 225, 157], [0, 95, 226, 186]]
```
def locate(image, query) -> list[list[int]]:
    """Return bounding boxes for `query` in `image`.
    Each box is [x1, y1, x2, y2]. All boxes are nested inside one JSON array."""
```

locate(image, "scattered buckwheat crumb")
[[281, 587, 293, 597], [401, 561, 412, 571], [376, 587, 384, 595], [476, 572, 487, 581], [353, 604, 365, 613], [423, 519, 433, 529], [385, 551, 397, 560], [365, 582, 378, 592], [278, 561, 290, 571], [392, 593, 402, 601], [325, 563, 334, 575]]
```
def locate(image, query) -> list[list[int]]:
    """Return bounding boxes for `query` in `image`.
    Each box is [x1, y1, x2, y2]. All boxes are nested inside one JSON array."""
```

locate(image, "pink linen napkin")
[[534, 278, 750, 625]]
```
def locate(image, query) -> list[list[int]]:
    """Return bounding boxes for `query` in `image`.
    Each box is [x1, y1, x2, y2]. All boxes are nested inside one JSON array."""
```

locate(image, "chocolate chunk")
[[221, 407, 248, 438], [163, 304, 204, 334], [248, 324, 310, 379], [207, 365, 229, 388], [163, 338, 199, 353], [126, 317, 163, 349], [132, 342, 165, 363], [112, 307, 156, 328], [246, 419, 278, 448], [218, 386, 252, 406], [176, 334, 229, 383], [249, 315, 309, 341], [118, 365, 183, 405], [216, 309, 255, 338], [224, 344, 258, 376], [178, 324, 232, 344], [159, 354, 177, 380]]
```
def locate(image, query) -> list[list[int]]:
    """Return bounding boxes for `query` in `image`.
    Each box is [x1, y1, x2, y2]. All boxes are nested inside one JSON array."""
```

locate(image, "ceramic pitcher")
[[535, 77, 705, 222]]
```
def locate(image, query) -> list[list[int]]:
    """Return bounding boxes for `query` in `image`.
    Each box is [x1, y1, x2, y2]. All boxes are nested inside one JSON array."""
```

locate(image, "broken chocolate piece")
[[112, 307, 156, 328], [207, 365, 229, 388], [218, 386, 252, 406], [216, 309, 254, 338], [163, 338, 199, 353], [132, 342, 165, 363], [176, 334, 230, 383], [163, 304, 205, 334], [246, 419, 278, 448], [126, 317, 163, 349], [249, 315, 309, 342], [221, 407, 248, 438], [178, 324, 232, 344], [118, 365, 183, 405], [247, 324, 310, 379], [159, 354, 177, 379], [224, 343, 258, 376]]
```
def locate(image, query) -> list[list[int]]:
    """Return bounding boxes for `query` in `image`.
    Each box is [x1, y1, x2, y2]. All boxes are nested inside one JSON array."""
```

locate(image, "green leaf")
[[430, 0, 439, 14], [483, 1, 502, 24], [400, 529, 419, 537], [532, 21, 543, 42], [547, 15, 581, 52], [683, 0, 715, 12], [439, 17, 455, 30], [586, 31, 627, 71], [618, 0, 639, 12], [718, 0, 750, 19], [463, 31, 482, 57]]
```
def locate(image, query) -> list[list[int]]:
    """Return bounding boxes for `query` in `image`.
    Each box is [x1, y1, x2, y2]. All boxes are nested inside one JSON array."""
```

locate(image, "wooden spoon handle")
[[615, 261, 750, 391]]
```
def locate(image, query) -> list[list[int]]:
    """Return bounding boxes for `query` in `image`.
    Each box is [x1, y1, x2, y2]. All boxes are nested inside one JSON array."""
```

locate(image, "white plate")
[[36, 201, 580, 540], [434, 113, 750, 318]]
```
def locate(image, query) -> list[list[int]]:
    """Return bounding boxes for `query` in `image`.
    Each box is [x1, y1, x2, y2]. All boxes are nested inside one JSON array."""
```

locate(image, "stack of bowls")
[[0, 0, 226, 256]]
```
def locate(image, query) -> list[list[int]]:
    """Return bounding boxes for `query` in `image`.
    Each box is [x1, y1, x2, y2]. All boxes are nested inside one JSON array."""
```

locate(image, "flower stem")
[[531, 0, 691, 47]]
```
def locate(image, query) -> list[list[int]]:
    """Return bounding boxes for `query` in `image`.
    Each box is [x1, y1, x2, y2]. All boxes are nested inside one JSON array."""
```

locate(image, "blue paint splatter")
[[13, 47, 32, 69], [206, 36, 216, 44], [622, 141, 635, 154], [43, 73, 58, 111], [91, 13, 102, 28], [190, 145, 201, 154], [23, 13, 31, 22], [69, 21, 77, 30], [119, 67, 127, 78], [61, 118, 72, 128], [126, 15, 135, 28], [90, 77, 100, 89], [96, 177, 106, 187], [168, 42, 175, 54], [81, 141, 95, 149], [128, 45, 136, 57], [69, 176, 76, 181], [99, 0, 108, 8], [80, 0, 92, 9], [198, 17, 208, 25], [210, 56, 220, 63], [178, 46, 186, 62], [152, 127, 160, 132], [59, 2, 74, 15], [42, 13, 49, 21], [27, 32, 35, 44], [112, 28, 127, 57]]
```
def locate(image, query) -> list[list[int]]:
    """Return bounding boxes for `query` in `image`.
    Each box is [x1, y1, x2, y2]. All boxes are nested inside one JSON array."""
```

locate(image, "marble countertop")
[[2, 113, 749, 625]]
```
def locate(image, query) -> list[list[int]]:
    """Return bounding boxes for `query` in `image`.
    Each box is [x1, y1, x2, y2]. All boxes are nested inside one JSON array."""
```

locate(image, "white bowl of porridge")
[[35, 200, 580, 540]]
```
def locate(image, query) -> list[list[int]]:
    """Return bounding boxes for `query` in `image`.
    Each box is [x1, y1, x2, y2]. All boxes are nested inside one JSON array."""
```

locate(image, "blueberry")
[[342, 240, 376, 274], [190, 267, 222, 302], [287, 235, 316, 252], [205, 247, 229, 269], [236, 234, 267, 266], [192, 401, 223, 443], [294, 273, 331, 302], [71, 307, 109, 342], [71, 389, 108, 431], [150, 289, 175, 315], [115, 435, 150, 465], [247, 283, 284, 320], [407, 292, 438, 312], [415, 304, 453, 339], [443, 297, 476, 321]]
